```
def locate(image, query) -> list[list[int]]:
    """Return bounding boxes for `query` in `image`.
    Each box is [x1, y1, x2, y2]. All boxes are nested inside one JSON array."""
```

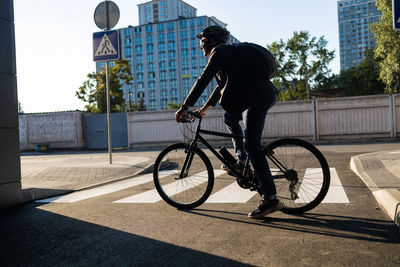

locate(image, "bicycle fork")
[[178, 142, 196, 179]]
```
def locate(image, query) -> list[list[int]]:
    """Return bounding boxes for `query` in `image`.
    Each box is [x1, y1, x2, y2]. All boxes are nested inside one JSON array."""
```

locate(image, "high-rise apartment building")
[[337, 0, 381, 70], [97, 0, 239, 111]]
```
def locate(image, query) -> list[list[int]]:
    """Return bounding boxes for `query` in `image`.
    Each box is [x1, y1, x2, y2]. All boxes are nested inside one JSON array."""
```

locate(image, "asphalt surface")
[[0, 142, 399, 266]]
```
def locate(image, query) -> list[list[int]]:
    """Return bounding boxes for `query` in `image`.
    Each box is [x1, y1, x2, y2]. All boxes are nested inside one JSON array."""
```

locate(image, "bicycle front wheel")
[[153, 143, 214, 209], [266, 138, 330, 214]]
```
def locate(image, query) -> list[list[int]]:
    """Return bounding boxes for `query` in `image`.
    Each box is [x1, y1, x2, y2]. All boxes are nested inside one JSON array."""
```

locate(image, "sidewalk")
[[20, 150, 158, 202], [351, 149, 400, 226]]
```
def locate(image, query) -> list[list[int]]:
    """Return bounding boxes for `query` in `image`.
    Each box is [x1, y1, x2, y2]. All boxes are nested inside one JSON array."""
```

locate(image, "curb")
[[350, 156, 400, 226]]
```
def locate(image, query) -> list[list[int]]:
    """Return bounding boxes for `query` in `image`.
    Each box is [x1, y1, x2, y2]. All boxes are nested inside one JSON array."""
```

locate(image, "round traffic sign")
[[94, 1, 120, 30]]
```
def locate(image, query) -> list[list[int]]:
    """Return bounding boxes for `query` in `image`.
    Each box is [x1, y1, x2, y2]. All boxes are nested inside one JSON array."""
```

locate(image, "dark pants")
[[224, 88, 277, 198]]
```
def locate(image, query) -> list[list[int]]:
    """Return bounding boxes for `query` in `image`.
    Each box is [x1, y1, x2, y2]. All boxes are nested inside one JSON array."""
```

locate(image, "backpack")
[[234, 42, 278, 79]]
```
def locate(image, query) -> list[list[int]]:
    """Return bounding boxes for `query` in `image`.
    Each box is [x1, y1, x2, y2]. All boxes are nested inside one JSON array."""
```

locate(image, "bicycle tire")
[[153, 143, 214, 209], [265, 138, 330, 214]]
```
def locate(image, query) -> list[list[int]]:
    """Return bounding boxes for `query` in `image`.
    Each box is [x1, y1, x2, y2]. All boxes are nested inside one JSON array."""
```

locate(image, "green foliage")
[[18, 101, 23, 114], [167, 102, 181, 109], [267, 31, 335, 101], [371, 0, 400, 94], [76, 60, 133, 113], [137, 97, 147, 111], [332, 49, 385, 96]]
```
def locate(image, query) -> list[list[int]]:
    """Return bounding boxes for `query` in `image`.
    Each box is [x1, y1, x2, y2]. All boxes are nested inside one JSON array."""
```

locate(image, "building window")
[[181, 39, 188, 49], [160, 71, 167, 79], [170, 89, 178, 98], [161, 99, 168, 109], [168, 50, 176, 59], [137, 73, 144, 82], [147, 53, 154, 63], [182, 59, 189, 68], [159, 52, 166, 60], [157, 23, 165, 32], [180, 30, 188, 39], [158, 33, 165, 42], [135, 27, 142, 34], [146, 35, 153, 43], [169, 70, 177, 78], [158, 43, 166, 52], [146, 25, 153, 33], [136, 64, 143, 72], [125, 47, 132, 57], [124, 29, 131, 36], [135, 37, 142, 44], [180, 20, 187, 28], [125, 38, 132, 46], [148, 81, 156, 90], [148, 63, 154, 71], [160, 81, 168, 90], [159, 61, 167, 70], [167, 32, 175, 41], [190, 19, 195, 28], [167, 22, 174, 31], [136, 55, 143, 64], [169, 60, 176, 69], [135, 46, 142, 54], [148, 72, 156, 80], [147, 44, 154, 53], [170, 80, 177, 89], [181, 49, 189, 58], [149, 100, 156, 110], [168, 41, 176, 50], [197, 17, 204, 26]]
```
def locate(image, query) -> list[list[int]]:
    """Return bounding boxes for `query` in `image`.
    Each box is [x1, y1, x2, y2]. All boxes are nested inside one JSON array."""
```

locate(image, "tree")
[[370, 0, 400, 94], [76, 60, 133, 113], [267, 31, 335, 101], [332, 49, 385, 96], [18, 101, 23, 114], [167, 102, 181, 109], [137, 97, 147, 111]]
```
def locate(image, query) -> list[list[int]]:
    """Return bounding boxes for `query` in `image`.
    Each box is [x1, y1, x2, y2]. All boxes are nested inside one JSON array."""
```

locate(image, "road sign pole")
[[105, 61, 112, 164]]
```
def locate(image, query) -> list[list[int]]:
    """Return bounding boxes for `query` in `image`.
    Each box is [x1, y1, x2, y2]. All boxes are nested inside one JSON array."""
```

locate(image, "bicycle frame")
[[179, 112, 288, 181]]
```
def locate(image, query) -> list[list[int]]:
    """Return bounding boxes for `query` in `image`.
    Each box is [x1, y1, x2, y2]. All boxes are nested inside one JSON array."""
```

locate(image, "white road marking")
[[36, 171, 170, 203], [322, 168, 349, 203], [295, 168, 349, 204], [206, 182, 257, 203], [114, 170, 226, 203], [37, 168, 349, 205]]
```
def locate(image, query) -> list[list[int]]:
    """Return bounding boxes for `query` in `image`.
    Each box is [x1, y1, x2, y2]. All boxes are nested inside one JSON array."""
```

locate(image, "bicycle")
[[153, 111, 330, 214]]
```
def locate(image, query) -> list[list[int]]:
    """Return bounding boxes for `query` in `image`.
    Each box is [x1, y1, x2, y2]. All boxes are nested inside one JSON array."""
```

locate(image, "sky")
[[14, 0, 340, 113]]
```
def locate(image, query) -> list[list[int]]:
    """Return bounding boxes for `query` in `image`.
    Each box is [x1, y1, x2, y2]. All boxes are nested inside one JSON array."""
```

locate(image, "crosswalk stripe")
[[36, 171, 171, 203], [114, 169, 226, 203], [36, 167, 349, 205], [295, 168, 349, 204], [323, 168, 349, 203], [206, 182, 257, 203]]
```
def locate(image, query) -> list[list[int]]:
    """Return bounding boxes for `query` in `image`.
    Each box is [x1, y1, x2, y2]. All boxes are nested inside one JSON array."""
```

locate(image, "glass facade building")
[[96, 0, 239, 110], [337, 0, 381, 70]]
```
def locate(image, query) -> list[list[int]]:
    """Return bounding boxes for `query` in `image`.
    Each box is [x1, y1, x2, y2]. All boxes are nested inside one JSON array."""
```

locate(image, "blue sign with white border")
[[393, 0, 400, 30], [93, 30, 120, 62]]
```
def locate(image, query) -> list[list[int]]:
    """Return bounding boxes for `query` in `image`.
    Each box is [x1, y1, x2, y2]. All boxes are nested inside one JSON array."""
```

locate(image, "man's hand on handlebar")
[[175, 104, 189, 122]]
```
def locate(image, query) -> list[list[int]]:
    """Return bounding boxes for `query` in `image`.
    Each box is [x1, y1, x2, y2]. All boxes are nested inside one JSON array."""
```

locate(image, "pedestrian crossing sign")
[[93, 30, 120, 62]]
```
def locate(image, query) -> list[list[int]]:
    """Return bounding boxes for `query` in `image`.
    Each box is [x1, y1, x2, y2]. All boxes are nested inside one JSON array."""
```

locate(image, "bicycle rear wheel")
[[153, 143, 214, 209], [265, 138, 330, 214]]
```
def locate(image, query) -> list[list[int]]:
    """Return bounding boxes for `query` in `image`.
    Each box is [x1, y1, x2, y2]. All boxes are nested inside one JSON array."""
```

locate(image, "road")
[[1, 143, 400, 266]]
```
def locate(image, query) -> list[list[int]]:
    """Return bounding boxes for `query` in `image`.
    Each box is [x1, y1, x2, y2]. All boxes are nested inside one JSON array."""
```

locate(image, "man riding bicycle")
[[175, 25, 283, 219]]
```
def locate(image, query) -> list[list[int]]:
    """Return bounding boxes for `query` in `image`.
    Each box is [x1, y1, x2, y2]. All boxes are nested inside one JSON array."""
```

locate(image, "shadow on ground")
[[0, 204, 250, 266]]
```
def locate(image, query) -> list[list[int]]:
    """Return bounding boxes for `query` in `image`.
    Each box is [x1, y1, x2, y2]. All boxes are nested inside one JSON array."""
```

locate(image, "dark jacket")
[[183, 43, 277, 115]]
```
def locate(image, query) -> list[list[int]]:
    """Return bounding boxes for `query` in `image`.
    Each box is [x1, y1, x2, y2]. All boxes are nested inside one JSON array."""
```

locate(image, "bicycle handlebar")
[[180, 110, 202, 123]]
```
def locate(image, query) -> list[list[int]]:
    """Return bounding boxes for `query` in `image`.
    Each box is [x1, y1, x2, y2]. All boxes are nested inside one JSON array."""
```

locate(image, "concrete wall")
[[19, 112, 84, 151], [0, 0, 22, 208], [128, 94, 400, 148]]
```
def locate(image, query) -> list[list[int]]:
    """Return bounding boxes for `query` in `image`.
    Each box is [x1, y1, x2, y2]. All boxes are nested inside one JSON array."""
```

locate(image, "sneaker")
[[248, 198, 284, 219]]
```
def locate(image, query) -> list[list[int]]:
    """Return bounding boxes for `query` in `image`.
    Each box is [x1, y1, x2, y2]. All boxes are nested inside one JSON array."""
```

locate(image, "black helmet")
[[196, 25, 230, 43]]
